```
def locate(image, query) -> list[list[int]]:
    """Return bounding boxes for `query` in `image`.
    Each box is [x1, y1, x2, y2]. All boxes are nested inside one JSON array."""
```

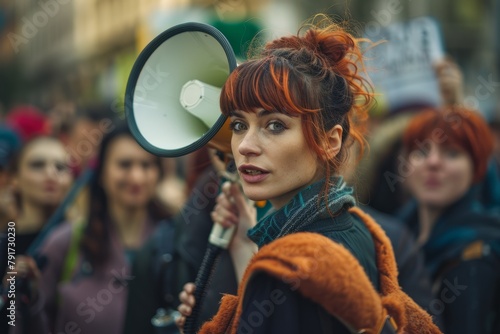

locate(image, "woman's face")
[[406, 141, 474, 209], [230, 109, 322, 208], [101, 136, 160, 209], [15, 138, 72, 208]]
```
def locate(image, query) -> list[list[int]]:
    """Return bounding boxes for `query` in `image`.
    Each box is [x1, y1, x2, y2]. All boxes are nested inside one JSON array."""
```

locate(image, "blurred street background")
[[1, 2, 500, 334], [0, 0, 498, 120]]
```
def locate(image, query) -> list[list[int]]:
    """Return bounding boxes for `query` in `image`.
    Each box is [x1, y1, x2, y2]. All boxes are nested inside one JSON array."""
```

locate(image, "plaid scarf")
[[248, 177, 356, 248]]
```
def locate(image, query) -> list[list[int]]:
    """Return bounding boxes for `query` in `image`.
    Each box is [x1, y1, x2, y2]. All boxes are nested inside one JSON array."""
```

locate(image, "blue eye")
[[444, 149, 460, 158], [229, 120, 247, 132], [409, 149, 427, 161], [267, 121, 286, 133]]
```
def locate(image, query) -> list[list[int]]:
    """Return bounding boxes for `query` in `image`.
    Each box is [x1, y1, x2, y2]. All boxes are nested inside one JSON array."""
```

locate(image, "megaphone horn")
[[125, 22, 237, 157]]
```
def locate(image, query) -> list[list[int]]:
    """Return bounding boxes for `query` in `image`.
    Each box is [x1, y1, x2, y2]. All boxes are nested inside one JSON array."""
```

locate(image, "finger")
[[441, 71, 462, 82], [178, 304, 192, 316], [436, 63, 461, 78], [211, 212, 235, 229], [179, 290, 190, 304], [179, 291, 196, 308], [16, 263, 30, 277], [212, 198, 238, 217], [212, 204, 238, 224], [184, 283, 196, 294], [26, 257, 41, 278], [221, 181, 232, 197], [216, 192, 237, 212], [215, 194, 238, 217], [230, 183, 252, 212], [211, 210, 238, 228], [16, 257, 39, 279], [175, 315, 185, 331]]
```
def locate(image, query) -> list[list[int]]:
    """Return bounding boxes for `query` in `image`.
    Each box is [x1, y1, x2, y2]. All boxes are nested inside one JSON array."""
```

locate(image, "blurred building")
[[2, 0, 188, 110], [0, 0, 498, 117]]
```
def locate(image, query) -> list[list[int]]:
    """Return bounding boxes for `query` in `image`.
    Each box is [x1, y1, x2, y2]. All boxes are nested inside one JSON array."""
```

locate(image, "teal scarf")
[[248, 177, 356, 248]]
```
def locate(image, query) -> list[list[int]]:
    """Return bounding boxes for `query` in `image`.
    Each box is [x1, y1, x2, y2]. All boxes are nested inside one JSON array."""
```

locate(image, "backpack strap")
[[152, 220, 177, 309], [54, 220, 86, 307], [60, 220, 86, 283]]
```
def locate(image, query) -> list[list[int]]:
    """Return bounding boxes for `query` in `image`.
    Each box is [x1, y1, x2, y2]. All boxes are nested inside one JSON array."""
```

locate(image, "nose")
[[44, 163, 60, 181], [237, 128, 262, 157], [129, 164, 146, 183], [424, 147, 442, 167]]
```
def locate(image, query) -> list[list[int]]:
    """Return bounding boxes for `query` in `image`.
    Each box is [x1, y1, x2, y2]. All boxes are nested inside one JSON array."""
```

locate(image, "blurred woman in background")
[[10, 124, 178, 334], [0, 135, 73, 259], [1, 135, 73, 334], [399, 107, 500, 333]]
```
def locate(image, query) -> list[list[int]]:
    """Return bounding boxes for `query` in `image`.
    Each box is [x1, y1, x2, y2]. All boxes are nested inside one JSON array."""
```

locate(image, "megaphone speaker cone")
[[125, 22, 237, 157]]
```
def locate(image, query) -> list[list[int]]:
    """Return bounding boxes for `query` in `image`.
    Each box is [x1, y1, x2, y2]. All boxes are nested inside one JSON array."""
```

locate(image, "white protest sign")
[[364, 16, 445, 113]]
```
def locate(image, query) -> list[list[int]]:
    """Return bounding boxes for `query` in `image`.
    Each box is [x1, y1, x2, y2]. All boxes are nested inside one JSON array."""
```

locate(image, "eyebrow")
[[229, 109, 279, 118], [26, 156, 64, 162]]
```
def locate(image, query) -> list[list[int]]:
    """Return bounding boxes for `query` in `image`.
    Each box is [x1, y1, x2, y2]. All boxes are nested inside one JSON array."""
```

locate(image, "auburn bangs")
[[220, 56, 319, 116]]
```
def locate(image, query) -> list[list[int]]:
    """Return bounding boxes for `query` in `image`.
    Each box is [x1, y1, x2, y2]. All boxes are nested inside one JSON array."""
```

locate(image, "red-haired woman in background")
[[399, 107, 500, 333]]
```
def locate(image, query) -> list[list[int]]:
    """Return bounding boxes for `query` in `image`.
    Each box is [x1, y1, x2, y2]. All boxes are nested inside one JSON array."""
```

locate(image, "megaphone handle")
[[183, 174, 238, 333]]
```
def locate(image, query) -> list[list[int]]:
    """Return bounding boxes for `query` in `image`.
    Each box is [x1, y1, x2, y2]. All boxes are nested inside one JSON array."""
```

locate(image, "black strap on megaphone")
[[183, 160, 237, 334]]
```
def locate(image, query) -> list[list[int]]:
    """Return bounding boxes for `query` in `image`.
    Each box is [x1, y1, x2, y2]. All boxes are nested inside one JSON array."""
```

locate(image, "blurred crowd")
[[0, 19, 499, 334]]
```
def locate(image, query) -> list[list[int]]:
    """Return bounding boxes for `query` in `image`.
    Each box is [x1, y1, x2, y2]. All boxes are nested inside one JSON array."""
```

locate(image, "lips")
[[424, 177, 441, 187], [44, 182, 58, 192], [127, 186, 143, 196], [238, 164, 269, 183]]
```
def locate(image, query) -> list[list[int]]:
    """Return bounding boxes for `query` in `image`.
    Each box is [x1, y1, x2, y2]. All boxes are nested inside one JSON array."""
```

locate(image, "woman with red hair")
[[399, 107, 500, 333], [177, 18, 441, 334]]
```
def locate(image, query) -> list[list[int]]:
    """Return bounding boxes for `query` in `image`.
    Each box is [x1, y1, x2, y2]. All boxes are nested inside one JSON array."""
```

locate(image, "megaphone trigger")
[[208, 221, 236, 249], [209, 180, 236, 249]]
